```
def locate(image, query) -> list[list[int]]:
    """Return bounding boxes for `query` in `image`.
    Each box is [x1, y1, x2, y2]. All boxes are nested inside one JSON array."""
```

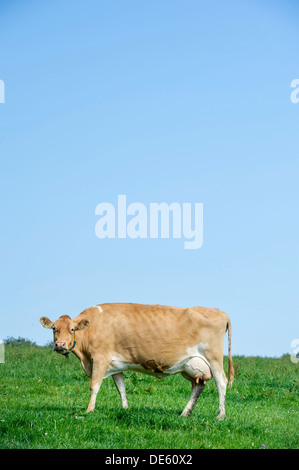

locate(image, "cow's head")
[[40, 315, 89, 354]]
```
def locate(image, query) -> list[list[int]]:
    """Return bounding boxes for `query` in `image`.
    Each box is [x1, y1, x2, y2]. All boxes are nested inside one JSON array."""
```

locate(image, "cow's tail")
[[226, 318, 234, 387]]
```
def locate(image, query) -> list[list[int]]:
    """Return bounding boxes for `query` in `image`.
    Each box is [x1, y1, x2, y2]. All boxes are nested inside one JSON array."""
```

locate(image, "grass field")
[[0, 339, 298, 449]]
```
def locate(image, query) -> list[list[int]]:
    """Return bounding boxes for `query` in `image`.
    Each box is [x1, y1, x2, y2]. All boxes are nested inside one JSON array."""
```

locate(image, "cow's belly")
[[104, 354, 212, 381], [104, 358, 165, 379]]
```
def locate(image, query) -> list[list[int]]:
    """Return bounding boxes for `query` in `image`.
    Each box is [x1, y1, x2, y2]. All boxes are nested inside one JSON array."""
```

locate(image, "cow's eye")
[[52, 326, 56, 332], [70, 328, 74, 333]]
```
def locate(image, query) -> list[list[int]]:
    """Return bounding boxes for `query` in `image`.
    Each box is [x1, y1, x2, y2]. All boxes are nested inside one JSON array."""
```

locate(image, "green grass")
[[0, 341, 298, 449]]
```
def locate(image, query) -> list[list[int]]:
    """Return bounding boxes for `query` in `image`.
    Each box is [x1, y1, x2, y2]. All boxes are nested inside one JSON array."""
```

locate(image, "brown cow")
[[40, 303, 234, 419]]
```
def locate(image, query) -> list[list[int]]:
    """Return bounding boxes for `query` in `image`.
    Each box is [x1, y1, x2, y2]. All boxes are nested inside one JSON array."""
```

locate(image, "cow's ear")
[[40, 317, 54, 329], [74, 319, 89, 331]]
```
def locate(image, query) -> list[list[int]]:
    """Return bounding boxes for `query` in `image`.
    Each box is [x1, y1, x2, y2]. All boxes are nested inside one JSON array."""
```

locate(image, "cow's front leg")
[[86, 357, 109, 413], [112, 373, 128, 409]]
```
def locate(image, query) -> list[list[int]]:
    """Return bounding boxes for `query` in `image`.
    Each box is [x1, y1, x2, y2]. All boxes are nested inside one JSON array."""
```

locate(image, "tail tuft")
[[227, 320, 234, 387]]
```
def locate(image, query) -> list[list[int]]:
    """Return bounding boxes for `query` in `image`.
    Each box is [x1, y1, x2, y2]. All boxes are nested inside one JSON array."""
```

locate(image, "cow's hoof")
[[180, 410, 191, 417], [216, 413, 226, 420]]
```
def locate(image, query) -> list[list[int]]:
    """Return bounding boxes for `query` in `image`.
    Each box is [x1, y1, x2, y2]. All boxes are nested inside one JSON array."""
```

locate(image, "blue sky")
[[0, 0, 298, 356]]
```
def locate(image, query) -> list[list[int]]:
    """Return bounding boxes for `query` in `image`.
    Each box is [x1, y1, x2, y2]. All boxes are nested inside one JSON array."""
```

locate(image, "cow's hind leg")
[[112, 373, 128, 409], [211, 367, 228, 420], [180, 379, 205, 417]]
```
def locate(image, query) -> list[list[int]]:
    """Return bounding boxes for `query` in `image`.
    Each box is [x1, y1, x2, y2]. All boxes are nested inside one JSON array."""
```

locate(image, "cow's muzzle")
[[54, 342, 67, 352]]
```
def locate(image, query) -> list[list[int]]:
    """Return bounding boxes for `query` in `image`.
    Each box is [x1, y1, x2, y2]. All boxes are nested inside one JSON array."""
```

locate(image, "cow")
[[40, 303, 234, 419]]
